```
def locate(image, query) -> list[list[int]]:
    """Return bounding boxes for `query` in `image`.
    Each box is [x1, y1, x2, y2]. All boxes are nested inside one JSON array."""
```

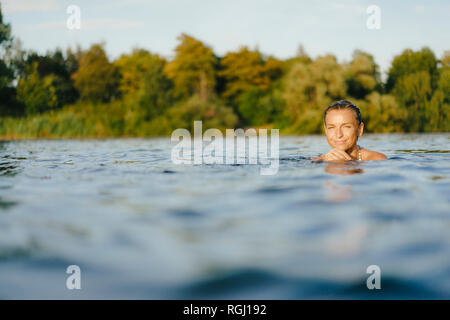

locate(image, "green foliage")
[[0, 12, 13, 90], [237, 86, 284, 126], [383, 47, 448, 132], [0, 4, 11, 46], [72, 43, 119, 102], [362, 92, 406, 132], [16, 63, 60, 115], [386, 47, 438, 92], [0, 57, 12, 88], [346, 50, 381, 99], [136, 54, 173, 119], [65, 46, 81, 75], [282, 54, 346, 132], [218, 46, 283, 102], [437, 62, 450, 101], [0, 25, 448, 137], [164, 33, 217, 102], [0, 3, 17, 116], [167, 95, 237, 132], [29, 49, 78, 105], [424, 60, 450, 132], [394, 71, 432, 132], [114, 49, 166, 96]]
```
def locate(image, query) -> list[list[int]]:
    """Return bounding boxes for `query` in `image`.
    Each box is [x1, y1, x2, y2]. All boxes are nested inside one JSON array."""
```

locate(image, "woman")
[[312, 100, 387, 161]]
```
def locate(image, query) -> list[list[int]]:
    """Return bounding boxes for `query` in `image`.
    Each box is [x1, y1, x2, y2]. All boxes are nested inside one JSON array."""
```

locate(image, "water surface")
[[0, 134, 449, 299]]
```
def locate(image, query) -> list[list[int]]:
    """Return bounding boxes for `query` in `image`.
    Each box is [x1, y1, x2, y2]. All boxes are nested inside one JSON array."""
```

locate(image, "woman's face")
[[324, 108, 364, 151]]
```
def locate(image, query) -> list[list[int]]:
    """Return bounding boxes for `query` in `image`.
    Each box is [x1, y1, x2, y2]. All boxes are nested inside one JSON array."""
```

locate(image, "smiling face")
[[324, 108, 364, 151]]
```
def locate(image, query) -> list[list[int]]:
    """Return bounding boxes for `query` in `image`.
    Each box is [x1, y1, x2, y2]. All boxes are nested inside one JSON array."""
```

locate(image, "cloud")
[[2, 0, 60, 13], [31, 21, 65, 30], [29, 18, 144, 31], [413, 5, 426, 13], [84, 18, 144, 30], [327, 0, 366, 16]]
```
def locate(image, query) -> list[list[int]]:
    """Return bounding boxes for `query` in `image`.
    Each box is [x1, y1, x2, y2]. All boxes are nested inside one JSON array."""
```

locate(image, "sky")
[[2, 0, 449, 77]]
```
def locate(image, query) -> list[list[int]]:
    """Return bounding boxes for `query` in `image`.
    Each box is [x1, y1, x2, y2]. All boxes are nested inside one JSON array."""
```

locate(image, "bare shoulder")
[[361, 148, 387, 160]]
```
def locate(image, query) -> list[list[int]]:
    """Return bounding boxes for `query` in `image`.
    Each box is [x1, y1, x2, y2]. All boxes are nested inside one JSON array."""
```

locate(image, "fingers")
[[323, 149, 352, 161], [324, 150, 340, 161], [331, 148, 352, 160], [323, 151, 341, 161]]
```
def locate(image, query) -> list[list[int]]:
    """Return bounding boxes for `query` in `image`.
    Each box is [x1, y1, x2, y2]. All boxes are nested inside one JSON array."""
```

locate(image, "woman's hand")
[[321, 148, 353, 161]]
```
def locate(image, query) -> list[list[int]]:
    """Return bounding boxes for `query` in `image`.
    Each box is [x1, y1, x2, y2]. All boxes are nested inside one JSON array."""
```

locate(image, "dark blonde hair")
[[324, 100, 362, 125]]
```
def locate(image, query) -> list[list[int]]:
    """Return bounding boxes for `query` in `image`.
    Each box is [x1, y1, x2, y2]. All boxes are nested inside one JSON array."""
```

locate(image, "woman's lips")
[[335, 141, 346, 145]]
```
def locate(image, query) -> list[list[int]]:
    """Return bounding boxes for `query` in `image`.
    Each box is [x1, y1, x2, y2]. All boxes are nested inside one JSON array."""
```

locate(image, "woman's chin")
[[333, 144, 348, 151]]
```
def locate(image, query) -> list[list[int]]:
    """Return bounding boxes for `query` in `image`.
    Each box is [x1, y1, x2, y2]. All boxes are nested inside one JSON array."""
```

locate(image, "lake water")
[[0, 134, 449, 299]]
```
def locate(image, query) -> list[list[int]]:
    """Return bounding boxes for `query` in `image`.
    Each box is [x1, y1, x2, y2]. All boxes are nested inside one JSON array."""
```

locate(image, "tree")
[[114, 48, 165, 96], [425, 52, 450, 132], [295, 45, 312, 64], [167, 95, 237, 132], [283, 54, 346, 133], [218, 46, 283, 102], [0, 52, 12, 89], [65, 46, 82, 75], [21, 49, 79, 106], [386, 47, 438, 92], [72, 43, 119, 102], [0, 3, 11, 48], [395, 71, 432, 131], [16, 62, 59, 115], [137, 55, 173, 119], [0, 3, 16, 115], [386, 48, 441, 132], [237, 86, 284, 126], [363, 92, 406, 132], [0, 3, 23, 116], [346, 50, 381, 99], [164, 33, 217, 102]]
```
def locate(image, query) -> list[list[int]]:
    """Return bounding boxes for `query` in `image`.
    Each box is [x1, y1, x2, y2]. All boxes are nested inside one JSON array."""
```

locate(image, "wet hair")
[[324, 100, 362, 125]]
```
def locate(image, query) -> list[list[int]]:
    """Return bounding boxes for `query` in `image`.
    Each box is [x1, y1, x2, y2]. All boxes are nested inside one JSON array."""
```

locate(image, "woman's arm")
[[365, 151, 387, 160]]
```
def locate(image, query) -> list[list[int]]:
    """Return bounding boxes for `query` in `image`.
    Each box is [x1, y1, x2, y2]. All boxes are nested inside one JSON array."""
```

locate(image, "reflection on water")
[[0, 134, 449, 299], [0, 196, 17, 210], [0, 143, 20, 211], [327, 223, 368, 258], [0, 157, 21, 177], [324, 161, 364, 176], [324, 181, 352, 203], [323, 164, 366, 258]]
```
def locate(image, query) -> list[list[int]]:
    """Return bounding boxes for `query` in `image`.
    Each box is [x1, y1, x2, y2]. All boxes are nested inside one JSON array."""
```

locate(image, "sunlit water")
[[0, 134, 449, 299]]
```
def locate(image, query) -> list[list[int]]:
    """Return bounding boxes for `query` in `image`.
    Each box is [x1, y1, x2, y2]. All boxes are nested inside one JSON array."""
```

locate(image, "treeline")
[[0, 7, 448, 138]]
